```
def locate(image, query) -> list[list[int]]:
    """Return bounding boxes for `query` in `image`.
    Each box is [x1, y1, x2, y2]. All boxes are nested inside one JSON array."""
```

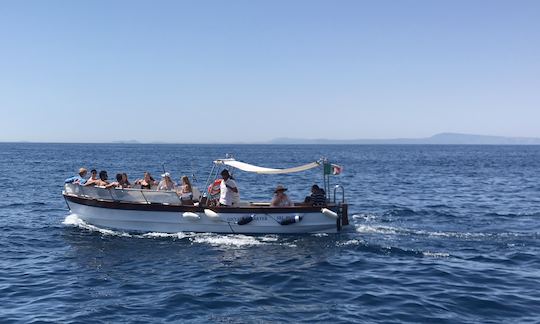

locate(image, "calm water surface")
[[1, 143, 539, 323]]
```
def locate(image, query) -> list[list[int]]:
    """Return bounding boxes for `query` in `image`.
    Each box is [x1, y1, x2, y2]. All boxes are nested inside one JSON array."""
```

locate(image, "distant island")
[[269, 133, 540, 145], [4, 133, 540, 145]]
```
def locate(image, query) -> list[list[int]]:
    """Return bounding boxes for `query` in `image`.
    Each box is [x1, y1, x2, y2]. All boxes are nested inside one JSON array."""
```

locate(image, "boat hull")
[[64, 194, 345, 234]]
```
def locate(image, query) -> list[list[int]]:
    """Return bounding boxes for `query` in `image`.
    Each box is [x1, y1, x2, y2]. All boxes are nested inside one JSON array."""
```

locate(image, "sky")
[[0, 0, 539, 143]]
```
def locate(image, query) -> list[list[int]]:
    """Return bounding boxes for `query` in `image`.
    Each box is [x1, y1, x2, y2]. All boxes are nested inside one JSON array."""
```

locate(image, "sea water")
[[0, 143, 539, 323]]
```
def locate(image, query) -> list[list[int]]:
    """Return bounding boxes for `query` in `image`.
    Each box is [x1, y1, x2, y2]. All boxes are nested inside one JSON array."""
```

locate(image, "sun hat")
[[274, 185, 287, 193], [161, 172, 171, 178]]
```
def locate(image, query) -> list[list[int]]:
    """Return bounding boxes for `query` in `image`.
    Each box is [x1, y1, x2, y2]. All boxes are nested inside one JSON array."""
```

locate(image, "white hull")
[[65, 196, 344, 234]]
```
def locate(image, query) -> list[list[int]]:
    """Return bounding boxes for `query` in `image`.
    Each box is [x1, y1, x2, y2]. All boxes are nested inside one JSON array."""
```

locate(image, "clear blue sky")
[[1, 0, 539, 143]]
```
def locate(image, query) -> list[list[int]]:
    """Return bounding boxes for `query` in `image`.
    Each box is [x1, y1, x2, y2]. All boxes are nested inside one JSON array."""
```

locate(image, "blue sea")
[[1, 143, 539, 323]]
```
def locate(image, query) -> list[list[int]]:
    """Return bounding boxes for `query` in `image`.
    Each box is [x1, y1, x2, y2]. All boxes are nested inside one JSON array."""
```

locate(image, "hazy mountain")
[[270, 133, 540, 145], [111, 140, 141, 144]]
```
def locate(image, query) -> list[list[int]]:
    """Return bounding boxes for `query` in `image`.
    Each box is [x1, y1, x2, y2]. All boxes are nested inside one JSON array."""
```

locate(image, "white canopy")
[[214, 158, 320, 174]]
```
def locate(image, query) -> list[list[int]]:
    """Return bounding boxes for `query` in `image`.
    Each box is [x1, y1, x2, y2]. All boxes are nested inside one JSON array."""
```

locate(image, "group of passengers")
[[65, 168, 193, 200], [215, 169, 326, 207], [66, 168, 326, 207], [270, 184, 326, 207]]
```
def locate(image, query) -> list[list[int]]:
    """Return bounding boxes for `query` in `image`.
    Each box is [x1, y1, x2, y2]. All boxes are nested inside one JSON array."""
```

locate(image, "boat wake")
[[63, 214, 297, 247], [63, 214, 456, 258], [63, 214, 132, 237], [354, 223, 538, 240]]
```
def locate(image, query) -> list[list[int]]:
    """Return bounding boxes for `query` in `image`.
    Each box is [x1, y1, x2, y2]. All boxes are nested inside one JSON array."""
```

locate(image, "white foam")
[[63, 214, 131, 237], [352, 213, 377, 221], [337, 239, 361, 246], [356, 224, 398, 234], [141, 232, 194, 239], [190, 234, 265, 247], [259, 235, 279, 242], [62, 213, 84, 226], [423, 251, 450, 258], [63, 218, 284, 246], [354, 223, 520, 240]]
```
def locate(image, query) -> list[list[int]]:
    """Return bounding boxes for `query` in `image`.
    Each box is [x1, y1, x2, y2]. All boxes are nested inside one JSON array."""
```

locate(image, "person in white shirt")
[[219, 169, 240, 206], [158, 172, 176, 191]]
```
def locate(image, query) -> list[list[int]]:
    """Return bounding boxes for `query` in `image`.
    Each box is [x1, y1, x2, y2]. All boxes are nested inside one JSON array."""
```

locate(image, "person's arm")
[[105, 182, 119, 189], [64, 176, 77, 184], [83, 179, 92, 186]]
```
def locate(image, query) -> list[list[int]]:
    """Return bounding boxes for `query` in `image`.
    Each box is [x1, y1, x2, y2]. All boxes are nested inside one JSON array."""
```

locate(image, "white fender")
[[204, 209, 221, 221], [182, 212, 200, 221], [321, 208, 339, 219]]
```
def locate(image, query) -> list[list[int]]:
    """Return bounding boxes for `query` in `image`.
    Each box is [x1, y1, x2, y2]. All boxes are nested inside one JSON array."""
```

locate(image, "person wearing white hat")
[[157, 172, 176, 191], [271, 185, 293, 207]]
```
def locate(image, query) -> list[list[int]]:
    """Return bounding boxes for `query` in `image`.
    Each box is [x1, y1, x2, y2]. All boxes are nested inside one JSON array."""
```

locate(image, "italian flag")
[[331, 164, 342, 175]]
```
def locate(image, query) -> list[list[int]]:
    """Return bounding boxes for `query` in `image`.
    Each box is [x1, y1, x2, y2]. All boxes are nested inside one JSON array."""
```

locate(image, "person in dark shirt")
[[304, 184, 326, 206]]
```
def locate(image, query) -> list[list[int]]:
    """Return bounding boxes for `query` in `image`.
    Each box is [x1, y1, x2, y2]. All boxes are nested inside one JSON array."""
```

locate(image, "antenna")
[[190, 161, 198, 185]]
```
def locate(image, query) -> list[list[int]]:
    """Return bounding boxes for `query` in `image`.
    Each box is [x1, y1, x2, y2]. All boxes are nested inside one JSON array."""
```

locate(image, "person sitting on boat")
[[219, 169, 240, 206], [134, 172, 157, 190], [177, 175, 193, 200], [157, 172, 176, 191], [83, 169, 99, 186], [64, 168, 88, 185], [120, 173, 132, 188], [271, 185, 293, 207], [105, 173, 124, 189], [93, 170, 110, 187], [304, 184, 326, 206]]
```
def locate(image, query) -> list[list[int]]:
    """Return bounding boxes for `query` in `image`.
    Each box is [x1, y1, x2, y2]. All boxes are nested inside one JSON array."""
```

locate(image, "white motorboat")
[[63, 158, 348, 234]]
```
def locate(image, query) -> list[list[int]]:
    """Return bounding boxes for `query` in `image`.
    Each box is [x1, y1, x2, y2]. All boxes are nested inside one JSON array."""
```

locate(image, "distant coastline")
[[269, 133, 540, 145], [2, 133, 540, 145]]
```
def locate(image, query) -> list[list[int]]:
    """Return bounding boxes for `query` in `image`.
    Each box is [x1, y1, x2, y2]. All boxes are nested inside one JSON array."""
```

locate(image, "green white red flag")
[[331, 164, 342, 175]]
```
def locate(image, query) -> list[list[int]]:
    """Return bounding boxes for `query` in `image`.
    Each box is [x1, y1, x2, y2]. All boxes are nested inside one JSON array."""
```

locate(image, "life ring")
[[208, 179, 222, 196]]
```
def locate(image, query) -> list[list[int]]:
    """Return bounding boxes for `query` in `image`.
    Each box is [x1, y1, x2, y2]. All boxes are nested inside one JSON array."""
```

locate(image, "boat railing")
[[63, 183, 187, 205], [333, 185, 345, 204]]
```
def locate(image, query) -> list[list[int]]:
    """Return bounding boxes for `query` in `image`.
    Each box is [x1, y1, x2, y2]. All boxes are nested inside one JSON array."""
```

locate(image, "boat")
[[63, 157, 349, 234]]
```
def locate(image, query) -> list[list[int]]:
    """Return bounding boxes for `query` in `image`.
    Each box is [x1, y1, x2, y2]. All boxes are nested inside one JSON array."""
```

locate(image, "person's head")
[[274, 185, 287, 195], [181, 175, 191, 186], [99, 170, 108, 181], [162, 172, 172, 183], [116, 173, 123, 182], [311, 184, 320, 193], [78, 168, 87, 177], [122, 173, 128, 182], [90, 169, 97, 179], [220, 169, 230, 180], [144, 172, 151, 181]]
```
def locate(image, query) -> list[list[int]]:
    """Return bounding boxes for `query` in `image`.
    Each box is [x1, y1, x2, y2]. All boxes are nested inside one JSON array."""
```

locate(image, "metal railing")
[[333, 185, 345, 204]]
